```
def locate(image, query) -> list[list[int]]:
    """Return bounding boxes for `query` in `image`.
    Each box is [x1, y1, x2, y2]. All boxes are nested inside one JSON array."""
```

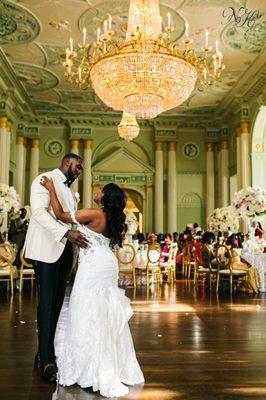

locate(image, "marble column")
[[146, 184, 153, 234], [83, 140, 93, 208], [206, 143, 215, 218], [216, 143, 222, 208], [29, 139, 40, 186], [236, 126, 242, 190], [70, 139, 79, 193], [240, 121, 251, 188], [220, 139, 230, 207], [167, 142, 177, 233], [16, 136, 26, 204], [0, 117, 8, 184], [154, 141, 164, 233], [5, 121, 11, 184]]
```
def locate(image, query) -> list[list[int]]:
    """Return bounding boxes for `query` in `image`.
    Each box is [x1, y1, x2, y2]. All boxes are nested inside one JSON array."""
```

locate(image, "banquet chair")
[[116, 243, 136, 287], [194, 245, 217, 289], [159, 243, 178, 283], [0, 243, 16, 294], [19, 249, 35, 292], [216, 244, 247, 294], [146, 247, 162, 285], [182, 243, 196, 279]]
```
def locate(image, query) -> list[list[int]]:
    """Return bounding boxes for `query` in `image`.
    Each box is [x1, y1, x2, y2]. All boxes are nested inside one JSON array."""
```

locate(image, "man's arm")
[[30, 175, 69, 243]]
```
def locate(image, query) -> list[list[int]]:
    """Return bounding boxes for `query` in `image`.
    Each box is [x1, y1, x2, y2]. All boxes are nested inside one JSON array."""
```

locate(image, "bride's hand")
[[40, 176, 55, 192]]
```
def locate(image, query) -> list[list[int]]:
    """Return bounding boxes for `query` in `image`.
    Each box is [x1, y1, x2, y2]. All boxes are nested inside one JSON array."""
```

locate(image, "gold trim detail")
[[0, 117, 8, 128], [31, 139, 40, 149], [220, 140, 228, 150], [205, 143, 214, 152], [17, 136, 25, 145], [168, 142, 176, 151], [155, 141, 163, 151], [147, 184, 153, 193], [84, 140, 93, 150], [6, 121, 12, 132], [241, 121, 249, 134], [236, 126, 241, 137], [70, 139, 79, 150]]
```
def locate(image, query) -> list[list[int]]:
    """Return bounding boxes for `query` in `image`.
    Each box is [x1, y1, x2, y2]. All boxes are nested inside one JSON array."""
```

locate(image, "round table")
[[242, 252, 266, 292]]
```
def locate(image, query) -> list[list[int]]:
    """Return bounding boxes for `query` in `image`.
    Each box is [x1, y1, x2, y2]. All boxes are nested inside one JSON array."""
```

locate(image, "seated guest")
[[147, 233, 161, 251], [177, 234, 184, 254], [157, 233, 165, 247], [160, 233, 173, 262], [255, 222, 264, 239], [173, 232, 179, 243], [201, 231, 217, 268]]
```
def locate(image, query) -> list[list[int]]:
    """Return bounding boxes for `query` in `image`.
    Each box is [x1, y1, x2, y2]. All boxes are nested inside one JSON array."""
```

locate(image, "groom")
[[25, 153, 89, 383]]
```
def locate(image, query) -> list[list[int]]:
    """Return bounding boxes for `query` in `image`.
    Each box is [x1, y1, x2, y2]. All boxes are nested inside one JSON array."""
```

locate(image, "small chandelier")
[[64, 0, 225, 135], [118, 112, 140, 142]]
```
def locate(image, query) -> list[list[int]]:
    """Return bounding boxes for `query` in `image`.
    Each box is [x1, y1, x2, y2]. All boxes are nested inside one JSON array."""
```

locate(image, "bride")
[[40, 177, 144, 398]]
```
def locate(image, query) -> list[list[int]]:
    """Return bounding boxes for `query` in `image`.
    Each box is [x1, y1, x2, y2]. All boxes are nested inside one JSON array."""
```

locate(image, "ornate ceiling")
[[0, 0, 265, 120]]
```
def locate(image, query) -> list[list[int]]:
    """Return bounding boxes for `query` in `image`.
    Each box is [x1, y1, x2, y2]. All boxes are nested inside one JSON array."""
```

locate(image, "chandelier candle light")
[[64, 0, 225, 140]]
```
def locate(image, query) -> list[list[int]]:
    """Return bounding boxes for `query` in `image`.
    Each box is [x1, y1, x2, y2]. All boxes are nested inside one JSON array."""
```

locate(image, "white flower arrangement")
[[0, 183, 21, 213], [207, 206, 239, 232], [125, 211, 138, 235], [232, 186, 266, 218]]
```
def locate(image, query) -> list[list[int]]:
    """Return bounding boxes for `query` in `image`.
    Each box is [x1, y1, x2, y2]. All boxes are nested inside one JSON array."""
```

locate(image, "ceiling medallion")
[[63, 0, 225, 140]]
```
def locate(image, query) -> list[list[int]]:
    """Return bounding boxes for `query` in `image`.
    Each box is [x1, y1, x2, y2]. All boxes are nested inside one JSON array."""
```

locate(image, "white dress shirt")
[[55, 168, 75, 211]]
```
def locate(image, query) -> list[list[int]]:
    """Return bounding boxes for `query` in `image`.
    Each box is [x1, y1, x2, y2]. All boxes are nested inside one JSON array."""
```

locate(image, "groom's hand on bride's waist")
[[65, 230, 90, 248]]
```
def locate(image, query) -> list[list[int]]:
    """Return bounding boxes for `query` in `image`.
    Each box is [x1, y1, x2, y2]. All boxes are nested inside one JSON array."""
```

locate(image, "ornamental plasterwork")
[[59, 90, 96, 104], [38, 43, 65, 66], [32, 100, 68, 112], [183, 142, 200, 160], [13, 63, 59, 92], [45, 138, 65, 158], [221, 14, 266, 53], [79, 0, 185, 43], [0, 1, 40, 45]]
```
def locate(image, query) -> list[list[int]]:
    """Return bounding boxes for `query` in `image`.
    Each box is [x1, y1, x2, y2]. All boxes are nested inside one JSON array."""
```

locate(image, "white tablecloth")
[[242, 253, 266, 292]]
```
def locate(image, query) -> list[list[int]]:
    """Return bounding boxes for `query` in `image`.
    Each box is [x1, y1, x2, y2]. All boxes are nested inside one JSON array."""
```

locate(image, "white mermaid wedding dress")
[[55, 213, 144, 398]]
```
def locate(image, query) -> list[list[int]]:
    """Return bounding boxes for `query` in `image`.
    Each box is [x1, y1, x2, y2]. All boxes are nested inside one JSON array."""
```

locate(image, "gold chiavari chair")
[[116, 243, 136, 287], [146, 247, 162, 286], [19, 249, 35, 291], [159, 243, 177, 283], [194, 245, 218, 289], [0, 243, 17, 294], [182, 243, 196, 279], [216, 244, 247, 294]]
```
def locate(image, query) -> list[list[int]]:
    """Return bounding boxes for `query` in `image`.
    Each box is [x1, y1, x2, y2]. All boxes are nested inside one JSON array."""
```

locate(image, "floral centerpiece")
[[125, 211, 138, 236], [207, 206, 239, 232], [232, 187, 266, 218], [0, 184, 21, 233]]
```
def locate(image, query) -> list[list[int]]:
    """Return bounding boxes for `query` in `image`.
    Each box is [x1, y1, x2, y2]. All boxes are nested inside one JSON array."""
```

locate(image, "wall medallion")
[[45, 139, 65, 158], [183, 143, 199, 160]]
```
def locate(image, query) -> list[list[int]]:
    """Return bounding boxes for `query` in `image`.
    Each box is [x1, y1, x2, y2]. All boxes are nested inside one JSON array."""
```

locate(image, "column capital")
[[168, 142, 176, 151], [6, 121, 12, 132], [146, 184, 153, 193], [220, 140, 229, 150], [17, 136, 25, 145], [70, 139, 79, 150], [31, 139, 40, 148], [84, 139, 93, 150], [155, 141, 163, 151], [240, 121, 250, 134], [0, 117, 8, 128], [205, 143, 214, 152], [236, 126, 241, 137]]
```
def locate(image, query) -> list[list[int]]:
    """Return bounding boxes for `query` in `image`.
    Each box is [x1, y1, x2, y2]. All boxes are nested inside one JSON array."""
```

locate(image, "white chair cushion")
[[198, 267, 211, 272], [21, 269, 35, 274], [219, 269, 246, 275], [0, 268, 11, 275]]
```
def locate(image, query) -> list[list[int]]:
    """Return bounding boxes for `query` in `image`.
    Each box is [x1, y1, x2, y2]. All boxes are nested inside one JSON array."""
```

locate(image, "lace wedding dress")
[[56, 213, 144, 398]]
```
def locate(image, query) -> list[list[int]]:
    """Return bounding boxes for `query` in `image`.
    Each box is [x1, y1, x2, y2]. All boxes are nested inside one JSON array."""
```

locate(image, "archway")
[[178, 192, 203, 232], [124, 189, 144, 233], [251, 105, 266, 189]]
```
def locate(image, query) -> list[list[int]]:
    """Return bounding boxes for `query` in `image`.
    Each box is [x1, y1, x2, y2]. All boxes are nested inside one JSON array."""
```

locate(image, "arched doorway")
[[251, 105, 266, 189], [124, 189, 144, 233]]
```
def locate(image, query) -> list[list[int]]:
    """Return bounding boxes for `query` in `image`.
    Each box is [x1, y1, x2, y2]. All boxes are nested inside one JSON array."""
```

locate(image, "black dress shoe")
[[42, 364, 57, 383], [34, 352, 41, 368]]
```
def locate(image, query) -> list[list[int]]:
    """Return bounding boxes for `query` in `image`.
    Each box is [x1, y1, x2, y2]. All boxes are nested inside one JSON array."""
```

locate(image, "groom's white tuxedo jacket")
[[25, 168, 78, 264]]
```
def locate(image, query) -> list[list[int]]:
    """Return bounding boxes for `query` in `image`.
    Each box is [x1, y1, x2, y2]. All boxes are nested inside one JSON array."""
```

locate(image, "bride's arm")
[[40, 176, 97, 225]]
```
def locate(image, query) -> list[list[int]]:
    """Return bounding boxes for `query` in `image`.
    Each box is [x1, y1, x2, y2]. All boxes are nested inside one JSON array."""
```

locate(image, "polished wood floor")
[[1, 281, 266, 400]]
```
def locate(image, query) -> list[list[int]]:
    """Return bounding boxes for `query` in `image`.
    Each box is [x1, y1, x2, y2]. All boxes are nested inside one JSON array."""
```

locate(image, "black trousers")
[[32, 241, 73, 366]]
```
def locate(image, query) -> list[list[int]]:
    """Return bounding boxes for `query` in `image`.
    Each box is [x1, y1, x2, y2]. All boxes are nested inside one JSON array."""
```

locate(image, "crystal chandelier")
[[64, 0, 225, 134], [118, 112, 140, 141]]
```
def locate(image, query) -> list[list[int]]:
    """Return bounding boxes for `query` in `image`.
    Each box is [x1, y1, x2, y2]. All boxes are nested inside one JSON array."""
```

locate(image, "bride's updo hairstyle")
[[101, 183, 127, 247]]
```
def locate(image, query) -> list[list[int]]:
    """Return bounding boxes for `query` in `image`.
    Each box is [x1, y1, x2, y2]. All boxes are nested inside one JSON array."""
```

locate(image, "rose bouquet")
[[0, 184, 21, 232], [232, 187, 266, 218], [207, 206, 239, 232]]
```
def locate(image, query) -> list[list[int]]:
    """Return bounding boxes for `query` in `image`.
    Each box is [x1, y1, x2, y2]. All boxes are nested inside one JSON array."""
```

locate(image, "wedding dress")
[[56, 213, 144, 398]]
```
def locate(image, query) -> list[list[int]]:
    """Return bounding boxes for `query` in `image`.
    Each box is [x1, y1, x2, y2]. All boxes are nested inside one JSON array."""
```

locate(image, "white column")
[[146, 184, 153, 234], [240, 121, 251, 188], [206, 143, 215, 218], [83, 140, 92, 208], [15, 136, 26, 203], [70, 139, 79, 193], [154, 141, 164, 233], [220, 139, 230, 207], [236, 126, 242, 190], [5, 121, 11, 184], [216, 143, 222, 208], [29, 139, 40, 186], [167, 141, 177, 233], [0, 117, 8, 184]]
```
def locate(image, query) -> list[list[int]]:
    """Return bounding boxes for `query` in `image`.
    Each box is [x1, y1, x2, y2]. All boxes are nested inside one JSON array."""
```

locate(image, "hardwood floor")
[[1, 281, 266, 400]]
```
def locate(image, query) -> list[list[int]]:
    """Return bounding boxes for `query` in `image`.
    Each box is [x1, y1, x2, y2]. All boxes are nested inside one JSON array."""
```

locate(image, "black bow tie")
[[64, 179, 73, 188]]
